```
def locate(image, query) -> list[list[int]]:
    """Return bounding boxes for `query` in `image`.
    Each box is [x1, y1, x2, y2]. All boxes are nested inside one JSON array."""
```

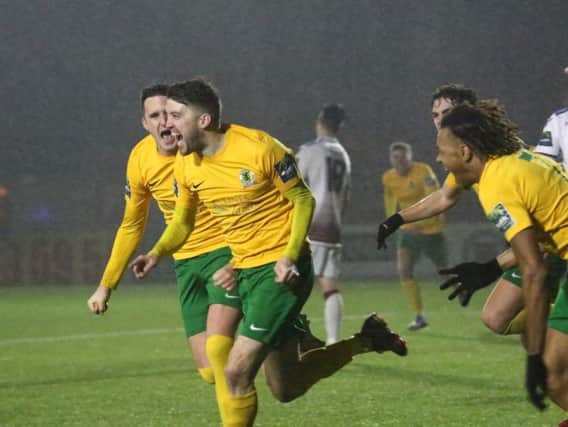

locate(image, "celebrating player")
[[435, 99, 568, 412], [130, 78, 407, 426]]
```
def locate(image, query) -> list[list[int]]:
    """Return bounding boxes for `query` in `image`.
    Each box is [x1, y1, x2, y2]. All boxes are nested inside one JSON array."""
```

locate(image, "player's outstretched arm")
[[377, 181, 462, 250], [400, 181, 462, 223]]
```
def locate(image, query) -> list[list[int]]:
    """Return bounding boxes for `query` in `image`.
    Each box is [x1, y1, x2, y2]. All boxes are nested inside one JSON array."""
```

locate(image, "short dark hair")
[[318, 103, 346, 134], [432, 84, 477, 107], [140, 84, 169, 110], [440, 99, 522, 157], [167, 78, 222, 130]]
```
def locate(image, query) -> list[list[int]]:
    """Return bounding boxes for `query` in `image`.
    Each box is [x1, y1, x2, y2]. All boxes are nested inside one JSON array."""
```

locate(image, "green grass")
[[0, 281, 564, 426]]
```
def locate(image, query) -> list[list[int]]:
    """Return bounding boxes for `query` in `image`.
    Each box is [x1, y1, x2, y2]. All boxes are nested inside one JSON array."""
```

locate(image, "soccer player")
[[296, 103, 351, 344], [435, 99, 568, 412], [86, 84, 242, 401], [130, 78, 407, 427], [377, 84, 565, 340], [382, 141, 446, 330], [534, 67, 568, 168]]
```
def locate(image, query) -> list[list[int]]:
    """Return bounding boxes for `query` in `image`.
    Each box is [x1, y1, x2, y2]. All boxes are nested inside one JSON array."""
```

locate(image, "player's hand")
[[274, 256, 300, 284], [526, 354, 548, 410], [213, 263, 237, 291], [87, 285, 112, 315], [439, 258, 502, 306], [129, 253, 158, 279], [376, 213, 404, 250]]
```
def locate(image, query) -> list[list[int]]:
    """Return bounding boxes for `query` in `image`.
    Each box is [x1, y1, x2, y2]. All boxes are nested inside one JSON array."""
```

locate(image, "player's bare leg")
[[481, 279, 525, 335], [262, 314, 407, 403], [319, 276, 343, 344], [398, 247, 426, 330], [544, 328, 568, 410], [221, 336, 270, 426]]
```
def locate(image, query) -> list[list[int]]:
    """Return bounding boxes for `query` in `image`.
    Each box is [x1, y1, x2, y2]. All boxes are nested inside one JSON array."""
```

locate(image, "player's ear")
[[462, 144, 474, 163], [198, 113, 212, 130], [141, 116, 149, 132]]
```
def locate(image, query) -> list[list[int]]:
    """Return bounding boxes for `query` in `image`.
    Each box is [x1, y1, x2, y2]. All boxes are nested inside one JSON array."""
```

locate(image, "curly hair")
[[440, 99, 522, 156]]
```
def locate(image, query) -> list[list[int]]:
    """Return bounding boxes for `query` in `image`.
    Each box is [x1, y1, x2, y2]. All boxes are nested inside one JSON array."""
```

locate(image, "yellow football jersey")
[[174, 124, 307, 268], [100, 134, 226, 287], [443, 172, 479, 193], [383, 162, 445, 234], [478, 149, 568, 259]]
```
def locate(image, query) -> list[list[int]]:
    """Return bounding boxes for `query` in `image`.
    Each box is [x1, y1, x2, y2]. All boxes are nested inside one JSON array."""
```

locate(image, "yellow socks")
[[224, 390, 258, 427], [198, 367, 215, 384], [206, 335, 234, 426], [401, 279, 422, 314]]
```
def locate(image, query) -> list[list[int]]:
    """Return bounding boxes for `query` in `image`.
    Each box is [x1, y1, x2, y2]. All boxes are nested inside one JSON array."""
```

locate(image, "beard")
[[179, 129, 206, 156]]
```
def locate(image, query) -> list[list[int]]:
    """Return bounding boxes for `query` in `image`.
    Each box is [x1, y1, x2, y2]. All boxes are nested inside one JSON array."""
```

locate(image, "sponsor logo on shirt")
[[487, 203, 515, 233], [173, 178, 179, 197], [275, 154, 298, 183], [239, 169, 256, 188]]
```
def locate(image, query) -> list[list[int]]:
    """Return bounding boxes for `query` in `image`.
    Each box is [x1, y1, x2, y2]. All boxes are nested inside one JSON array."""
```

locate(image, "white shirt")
[[535, 107, 568, 169], [297, 137, 351, 245]]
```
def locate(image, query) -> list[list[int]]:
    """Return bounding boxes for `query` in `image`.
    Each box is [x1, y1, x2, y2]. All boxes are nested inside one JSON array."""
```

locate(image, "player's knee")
[[480, 310, 507, 334], [224, 363, 254, 394]]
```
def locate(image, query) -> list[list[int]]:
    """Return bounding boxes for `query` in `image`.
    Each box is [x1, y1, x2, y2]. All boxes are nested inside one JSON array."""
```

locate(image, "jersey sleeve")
[[99, 151, 151, 288], [480, 185, 533, 243], [534, 114, 561, 159], [262, 136, 302, 193]]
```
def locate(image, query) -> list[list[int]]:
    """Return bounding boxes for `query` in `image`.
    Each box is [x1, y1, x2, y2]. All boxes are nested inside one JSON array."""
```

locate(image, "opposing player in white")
[[535, 67, 568, 167], [297, 104, 351, 344]]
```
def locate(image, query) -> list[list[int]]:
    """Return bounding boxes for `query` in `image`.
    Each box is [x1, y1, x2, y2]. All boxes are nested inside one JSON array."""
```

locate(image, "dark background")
[[2, 0, 568, 234]]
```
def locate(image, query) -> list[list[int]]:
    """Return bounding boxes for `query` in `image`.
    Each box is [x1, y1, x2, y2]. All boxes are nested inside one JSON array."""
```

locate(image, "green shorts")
[[237, 255, 314, 347], [174, 246, 241, 337], [501, 255, 566, 298], [548, 276, 568, 334], [397, 232, 448, 268]]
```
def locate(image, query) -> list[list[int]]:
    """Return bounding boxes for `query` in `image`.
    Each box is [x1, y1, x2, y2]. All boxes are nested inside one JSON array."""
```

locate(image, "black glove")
[[376, 213, 404, 250], [439, 258, 502, 306], [526, 354, 547, 410]]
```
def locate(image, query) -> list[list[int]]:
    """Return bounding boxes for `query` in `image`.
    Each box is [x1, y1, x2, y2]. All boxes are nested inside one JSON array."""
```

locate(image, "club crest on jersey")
[[173, 178, 179, 197], [424, 176, 436, 186], [125, 179, 131, 199], [240, 169, 256, 188], [487, 203, 514, 233], [275, 154, 298, 183]]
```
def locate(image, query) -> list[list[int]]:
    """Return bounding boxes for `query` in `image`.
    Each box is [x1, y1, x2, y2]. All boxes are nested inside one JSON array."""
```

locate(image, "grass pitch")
[[0, 281, 563, 426]]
